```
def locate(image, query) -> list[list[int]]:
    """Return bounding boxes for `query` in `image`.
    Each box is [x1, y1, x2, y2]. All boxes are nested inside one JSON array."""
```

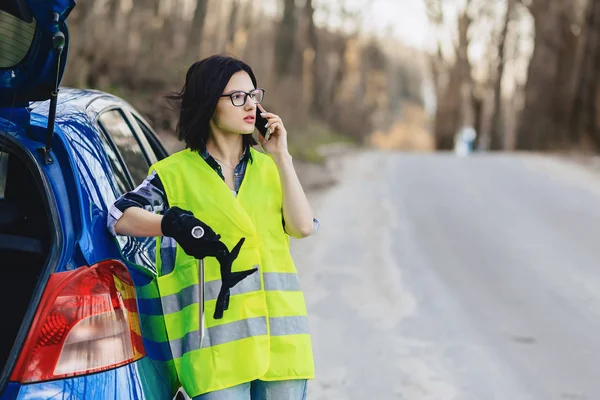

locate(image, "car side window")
[[132, 115, 168, 161], [96, 129, 132, 195], [98, 109, 151, 187]]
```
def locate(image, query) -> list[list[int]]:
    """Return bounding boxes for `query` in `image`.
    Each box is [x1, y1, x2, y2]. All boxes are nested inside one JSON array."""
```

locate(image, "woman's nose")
[[244, 100, 255, 111]]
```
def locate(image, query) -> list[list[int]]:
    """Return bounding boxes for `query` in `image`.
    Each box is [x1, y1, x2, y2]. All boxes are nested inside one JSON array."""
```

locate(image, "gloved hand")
[[161, 206, 258, 320], [161, 206, 228, 260]]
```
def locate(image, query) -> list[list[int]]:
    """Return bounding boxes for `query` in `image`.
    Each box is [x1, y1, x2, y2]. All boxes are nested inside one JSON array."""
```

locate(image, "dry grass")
[[369, 102, 435, 152]]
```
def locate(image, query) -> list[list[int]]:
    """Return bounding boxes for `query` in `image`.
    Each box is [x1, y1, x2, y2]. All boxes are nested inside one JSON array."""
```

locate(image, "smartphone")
[[255, 104, 271, 141]]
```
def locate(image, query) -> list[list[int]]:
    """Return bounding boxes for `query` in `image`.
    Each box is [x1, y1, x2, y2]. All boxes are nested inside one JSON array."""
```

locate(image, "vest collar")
[[187, 149, 258, 236]]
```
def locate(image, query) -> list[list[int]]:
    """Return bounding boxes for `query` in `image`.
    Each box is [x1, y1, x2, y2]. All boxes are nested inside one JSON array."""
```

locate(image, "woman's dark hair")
[[165, 55, 258, 151]]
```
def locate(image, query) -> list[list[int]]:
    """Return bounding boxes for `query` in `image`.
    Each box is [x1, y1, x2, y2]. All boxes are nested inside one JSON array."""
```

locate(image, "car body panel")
[[27, 89, 159, 274], [12, 357, 172, 400], [0, 88, 178, 399], [1, 0, 177, 396]]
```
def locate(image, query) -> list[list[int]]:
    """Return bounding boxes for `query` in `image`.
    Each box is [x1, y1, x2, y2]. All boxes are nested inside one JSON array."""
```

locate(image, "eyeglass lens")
[[231, 90, 264, 106]]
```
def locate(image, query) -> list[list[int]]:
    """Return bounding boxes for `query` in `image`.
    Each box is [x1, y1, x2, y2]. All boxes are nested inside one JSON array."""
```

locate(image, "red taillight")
[[11, 260, 145, 383]]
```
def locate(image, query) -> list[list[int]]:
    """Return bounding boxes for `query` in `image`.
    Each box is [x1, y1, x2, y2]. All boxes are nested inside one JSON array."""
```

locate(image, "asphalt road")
[[291, 151, 600, 400]]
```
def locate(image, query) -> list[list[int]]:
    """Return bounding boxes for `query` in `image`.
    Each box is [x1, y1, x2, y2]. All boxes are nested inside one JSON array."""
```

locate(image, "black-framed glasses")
[[220, 88, 265, 107]]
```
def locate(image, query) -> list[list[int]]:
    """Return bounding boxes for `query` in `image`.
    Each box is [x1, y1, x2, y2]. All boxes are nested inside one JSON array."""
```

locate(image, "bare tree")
[[569, 0, 600, 150], [330, 3, 361, 106], [424, 0, 445, 94], [275, 0, 298, 78], [304, 0, 321, 115], [490, 0, 516, 150], [516, 0, 582, 150], [457, 2, 475, 129], [428, 0, 476, 150], [226, 0, 240, 52], [189, 0, 209, 58]]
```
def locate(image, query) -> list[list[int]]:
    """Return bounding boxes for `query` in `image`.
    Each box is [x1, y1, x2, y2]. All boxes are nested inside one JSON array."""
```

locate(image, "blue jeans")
[[192, 379, 308, 400]]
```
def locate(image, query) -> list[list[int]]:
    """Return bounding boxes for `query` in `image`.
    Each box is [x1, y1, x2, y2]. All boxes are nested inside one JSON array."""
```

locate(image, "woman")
[[108, 55, 316, 399]]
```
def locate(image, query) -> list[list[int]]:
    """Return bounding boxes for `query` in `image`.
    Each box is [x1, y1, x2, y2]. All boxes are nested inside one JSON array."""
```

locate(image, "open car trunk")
[[0, 138, 59, 386], [0, 0, 78, 392]]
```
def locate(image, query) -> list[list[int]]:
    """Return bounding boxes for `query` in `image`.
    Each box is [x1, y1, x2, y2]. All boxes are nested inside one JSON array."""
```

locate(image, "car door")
[[96, 107, 161, 274]]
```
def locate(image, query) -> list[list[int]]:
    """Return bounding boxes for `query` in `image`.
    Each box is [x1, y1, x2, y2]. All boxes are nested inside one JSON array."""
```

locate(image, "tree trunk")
[[457, 9, 474, 129], [433, 7, 473, 150], [516, 1, 580, 150], [490, 0, 514, 150], [275, 0, 298, 78], [305, 0, 322, 115], [189, 0, 209, 58], [571, 0, 600, 150], [472, 95, 484, 148], [226, 0, 240, 50], [435, 64, 463, 150], [146, 0, 161, 16]]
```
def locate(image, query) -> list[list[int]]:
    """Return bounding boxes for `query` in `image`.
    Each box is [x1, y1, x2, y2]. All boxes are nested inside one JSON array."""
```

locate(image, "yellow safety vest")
[[150, 148, 314, 397]]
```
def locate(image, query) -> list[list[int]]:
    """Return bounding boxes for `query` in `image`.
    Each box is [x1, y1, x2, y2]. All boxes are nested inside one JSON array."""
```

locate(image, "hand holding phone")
[[255, 103, 288, 156], [256, 103, 271, 141]]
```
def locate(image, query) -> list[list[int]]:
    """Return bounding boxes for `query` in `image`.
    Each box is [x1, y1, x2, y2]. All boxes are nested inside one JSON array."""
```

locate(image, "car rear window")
[[0, 10, 35, 68]]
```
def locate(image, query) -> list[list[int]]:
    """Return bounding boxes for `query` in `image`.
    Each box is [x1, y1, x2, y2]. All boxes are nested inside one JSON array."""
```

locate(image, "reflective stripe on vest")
[[170, 317, 268, 358], [269, 316, 310, 336], [168, 315, 310, 358], [263, 272, 301, 292], [159, 271, 301, 315]]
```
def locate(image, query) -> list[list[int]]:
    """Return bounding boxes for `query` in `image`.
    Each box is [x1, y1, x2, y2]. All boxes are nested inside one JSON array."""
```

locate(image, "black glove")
[[161, 206, 258, 320], [161, 206, 228, 260]]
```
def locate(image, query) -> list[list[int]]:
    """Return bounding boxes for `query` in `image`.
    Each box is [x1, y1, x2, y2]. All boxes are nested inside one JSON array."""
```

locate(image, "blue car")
[[1, 1, 180, 398]]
